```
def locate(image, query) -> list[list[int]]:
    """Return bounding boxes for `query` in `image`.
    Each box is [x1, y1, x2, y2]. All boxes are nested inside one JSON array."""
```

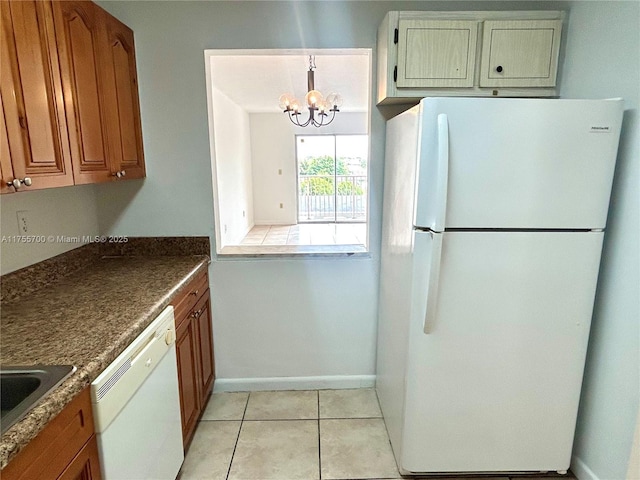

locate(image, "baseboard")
[[213, 375, 376, 392], [571, 455, 599, 480]]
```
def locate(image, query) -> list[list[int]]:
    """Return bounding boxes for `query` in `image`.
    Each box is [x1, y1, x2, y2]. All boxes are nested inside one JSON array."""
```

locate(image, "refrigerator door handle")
[[434, 114, 449, 232], [424, 231, 443, 334]]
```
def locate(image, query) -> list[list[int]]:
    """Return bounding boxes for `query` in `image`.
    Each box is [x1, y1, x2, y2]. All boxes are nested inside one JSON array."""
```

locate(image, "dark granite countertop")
[[0, 246, 210, 468]]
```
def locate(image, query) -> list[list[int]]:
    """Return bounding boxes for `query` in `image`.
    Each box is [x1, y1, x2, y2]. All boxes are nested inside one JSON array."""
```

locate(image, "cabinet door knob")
[[113, 171, 122, 178], [496, 65, 503, 73], [120, 170, 126, 177], [7, 178, 32, 189]]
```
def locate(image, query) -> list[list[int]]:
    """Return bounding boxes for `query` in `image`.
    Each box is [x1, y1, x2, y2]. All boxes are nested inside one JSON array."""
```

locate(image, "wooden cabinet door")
[[0, 1, 74, 191], [102, 13, 145, 179], [58, 436, 102, 480], [479, 19, 562, 87], [397, 19, 477, 88], [52, 1, 113, 185], [195, 291, 215, 407], [1, 388, 97, 480], [176, 317, 201, 449], [1, 92, 16, 194]]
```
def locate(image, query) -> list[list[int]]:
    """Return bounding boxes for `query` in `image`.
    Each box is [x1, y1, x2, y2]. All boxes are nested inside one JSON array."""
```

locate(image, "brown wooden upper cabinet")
[[0, 0, 145, 193], [1, 1, 75, 193], [102, 12, 145, 179]]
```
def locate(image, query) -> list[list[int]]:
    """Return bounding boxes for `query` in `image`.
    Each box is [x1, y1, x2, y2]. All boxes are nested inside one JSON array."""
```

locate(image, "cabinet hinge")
[[393, 66, 397, 83], [394, 28, 398, 44]]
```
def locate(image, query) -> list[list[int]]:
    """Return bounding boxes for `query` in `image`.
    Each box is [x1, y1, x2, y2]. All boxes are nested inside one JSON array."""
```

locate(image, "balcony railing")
[[298, 174, 367, 222]]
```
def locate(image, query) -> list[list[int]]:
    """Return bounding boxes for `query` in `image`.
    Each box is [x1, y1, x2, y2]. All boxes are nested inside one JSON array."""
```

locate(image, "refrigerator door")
[[414, 98, 623, 230], [402, 230, 604, 473]]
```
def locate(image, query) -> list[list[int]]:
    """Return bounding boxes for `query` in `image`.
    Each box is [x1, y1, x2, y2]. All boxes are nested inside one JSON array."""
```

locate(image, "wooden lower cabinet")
[[172, 271, 215, 451], [58, 436, 101, 480], [195, 293, 215, 408], [2, 387, 102, 480], [176, 312, 201, 446]]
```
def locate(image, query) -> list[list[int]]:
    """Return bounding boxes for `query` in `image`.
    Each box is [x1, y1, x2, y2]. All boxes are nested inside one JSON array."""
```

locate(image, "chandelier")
[[278, 55, 343, 128]]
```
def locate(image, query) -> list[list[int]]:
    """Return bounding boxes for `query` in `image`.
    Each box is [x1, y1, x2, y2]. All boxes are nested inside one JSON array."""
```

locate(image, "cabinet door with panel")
[[52, 0, 113, 185], [58, 435, 102, 480], [1, 387, 101, 480], [195, 291, 215, 407], [479, 19, 562, 87], [397, 19, 478, 88], [102, 13, 145, 180], [1, 93, 16, 194], [175, 314, 201, 447], [0, 0, 74, 192], [172, 272, 215, 451]]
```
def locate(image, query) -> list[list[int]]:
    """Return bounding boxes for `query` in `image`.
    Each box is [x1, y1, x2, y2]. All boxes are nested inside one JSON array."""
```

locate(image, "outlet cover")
[[16, 211, 29, 234]]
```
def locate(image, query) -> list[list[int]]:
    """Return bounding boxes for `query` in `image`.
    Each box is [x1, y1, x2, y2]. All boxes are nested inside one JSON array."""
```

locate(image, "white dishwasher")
[[91, 305, 184, 480]]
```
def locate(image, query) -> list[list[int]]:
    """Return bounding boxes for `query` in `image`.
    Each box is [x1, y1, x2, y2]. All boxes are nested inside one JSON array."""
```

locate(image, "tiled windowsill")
[[220, 223, 370, 258], [217, 244, 369, 259]]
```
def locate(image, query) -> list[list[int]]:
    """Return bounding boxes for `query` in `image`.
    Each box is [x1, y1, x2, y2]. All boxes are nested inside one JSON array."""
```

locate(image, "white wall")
[[629, 412, 640, 480], [559, 2, 640, 479], [249, 112, 368, 226], [212, 88, 254, 246], [92, 0, 402, 386], [91, 0, 577, 388], [0, 185, 99, 275], [249, 114, 297, 225]]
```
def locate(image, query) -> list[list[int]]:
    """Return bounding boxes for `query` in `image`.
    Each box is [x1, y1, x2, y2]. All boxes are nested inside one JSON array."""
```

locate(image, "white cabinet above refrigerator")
[[377, 11, 565, 105]]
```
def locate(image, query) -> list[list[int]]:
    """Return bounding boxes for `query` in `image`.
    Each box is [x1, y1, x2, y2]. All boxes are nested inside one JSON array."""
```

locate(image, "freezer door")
[[402, 231, 604, 473], [414, 98, 623, 230]]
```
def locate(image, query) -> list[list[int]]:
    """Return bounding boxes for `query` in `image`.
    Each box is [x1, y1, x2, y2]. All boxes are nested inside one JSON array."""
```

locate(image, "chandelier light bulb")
[[305, 90, 323, 108], [326, 93, 343, 109], [279, 93, 295, 111]]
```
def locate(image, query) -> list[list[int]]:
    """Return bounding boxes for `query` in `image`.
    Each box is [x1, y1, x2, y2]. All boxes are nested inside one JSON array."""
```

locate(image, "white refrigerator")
[[376, 97, 623, 475]]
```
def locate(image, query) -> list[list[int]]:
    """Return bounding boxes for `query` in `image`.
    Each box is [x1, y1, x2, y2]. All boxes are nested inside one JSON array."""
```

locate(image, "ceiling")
[[208, 53, 370, 113]]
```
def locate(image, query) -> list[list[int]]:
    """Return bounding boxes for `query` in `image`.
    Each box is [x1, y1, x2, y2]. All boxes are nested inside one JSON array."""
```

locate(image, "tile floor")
[[240, 224, 366, 246], [179, 388, 577, 480], [179, 388, 398, 480]]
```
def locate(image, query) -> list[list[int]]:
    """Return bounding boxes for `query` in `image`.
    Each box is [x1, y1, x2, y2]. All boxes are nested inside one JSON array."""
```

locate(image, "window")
[[297, 135, 368, 223], [204, 49, 371, 256]]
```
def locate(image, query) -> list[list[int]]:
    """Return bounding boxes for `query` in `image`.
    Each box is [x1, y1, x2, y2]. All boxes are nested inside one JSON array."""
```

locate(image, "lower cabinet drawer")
[[2, 387, 99, 480], [173, 271, 209, 329]]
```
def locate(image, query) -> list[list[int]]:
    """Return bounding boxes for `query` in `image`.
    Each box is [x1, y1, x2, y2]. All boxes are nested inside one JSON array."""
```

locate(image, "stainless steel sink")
[[1, 365, 76, 434]]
